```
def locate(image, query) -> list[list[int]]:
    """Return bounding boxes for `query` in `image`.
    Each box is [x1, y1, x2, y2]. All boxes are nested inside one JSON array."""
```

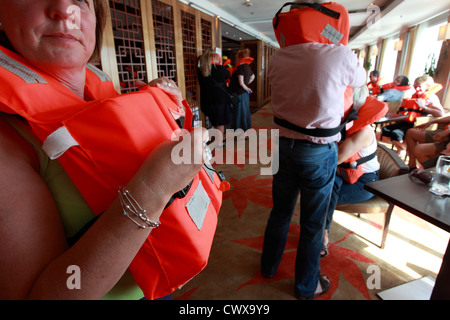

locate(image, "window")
[[408, 21, 446, 81], [379, 37, 399, 83]]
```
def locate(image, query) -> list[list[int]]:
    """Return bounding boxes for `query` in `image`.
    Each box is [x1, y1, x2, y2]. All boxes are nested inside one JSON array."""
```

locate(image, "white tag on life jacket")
[[203, 162, 215, 184], [321, 24, 344, 45], [42, 126, 79, 160], [186, 180, 210, 231]]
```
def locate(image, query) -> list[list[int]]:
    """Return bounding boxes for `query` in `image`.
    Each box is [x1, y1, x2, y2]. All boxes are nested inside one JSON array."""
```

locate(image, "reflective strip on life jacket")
[[86, 63, 111, 82], [0, 49, 47, 84]]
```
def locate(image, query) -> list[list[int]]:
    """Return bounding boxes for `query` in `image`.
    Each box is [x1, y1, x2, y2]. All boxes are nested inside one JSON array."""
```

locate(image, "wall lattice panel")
[[201, 19, 212, 51], [109, 0, 147, 93], [181, 10, 200, 124], [152, 0, 177, 82]]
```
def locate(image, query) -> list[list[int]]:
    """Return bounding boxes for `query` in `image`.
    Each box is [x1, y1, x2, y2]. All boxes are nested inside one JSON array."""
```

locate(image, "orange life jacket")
[[273, 2, 349, 48], [398, 83, 442, 123], [272, 2, 355, 136], [367, 77, 389, 96], [223, 58, 231, 67], [380, 82, 411, 92], [211, 53, 222, 66], [337, 97, 388, 184], [230, 56, 254, 78], [0, 45, 223, 299]]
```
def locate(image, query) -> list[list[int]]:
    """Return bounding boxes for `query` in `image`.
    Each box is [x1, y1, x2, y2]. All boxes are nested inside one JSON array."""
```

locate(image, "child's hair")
[[414, 74, 434, 86]]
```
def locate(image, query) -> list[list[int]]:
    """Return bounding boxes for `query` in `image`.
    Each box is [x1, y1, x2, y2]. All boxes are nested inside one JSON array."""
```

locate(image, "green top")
[[1, 113, 144, 300]]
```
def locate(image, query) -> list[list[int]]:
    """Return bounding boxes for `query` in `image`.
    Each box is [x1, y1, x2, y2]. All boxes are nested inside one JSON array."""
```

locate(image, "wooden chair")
[[335, 143, 409, 249]]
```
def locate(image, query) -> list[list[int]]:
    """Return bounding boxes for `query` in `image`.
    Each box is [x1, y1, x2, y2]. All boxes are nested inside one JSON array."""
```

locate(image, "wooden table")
[[364, 173, 450, 299], [373, 114, 408, 132]]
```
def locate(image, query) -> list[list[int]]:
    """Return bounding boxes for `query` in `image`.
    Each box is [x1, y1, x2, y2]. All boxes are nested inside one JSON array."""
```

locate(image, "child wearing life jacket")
[[367, 70, 385, 96], [323, 86, 387, 257], [380, 75, 444, 155]]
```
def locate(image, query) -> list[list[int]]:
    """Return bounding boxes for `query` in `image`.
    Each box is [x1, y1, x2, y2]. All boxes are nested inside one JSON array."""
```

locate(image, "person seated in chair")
[[376, 75, 412, 102], [405, 115, 450, 170], [380, 75, 444, 156], [367, 70, 384, 96], [322, 86, 385, 257]]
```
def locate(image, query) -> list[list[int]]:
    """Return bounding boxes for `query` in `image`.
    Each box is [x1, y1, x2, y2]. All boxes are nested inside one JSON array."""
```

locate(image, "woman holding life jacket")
[[380, 75, 444, 156], [198, 49, 231, 144], [229, 48, 255, 135], [0, 0, 210, 299], [376, 75, 412, 102], [322, 86, 385, 258]]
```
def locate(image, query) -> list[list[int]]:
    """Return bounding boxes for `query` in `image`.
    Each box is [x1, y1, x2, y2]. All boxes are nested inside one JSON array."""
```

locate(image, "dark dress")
[[229, 63, 253, 131], [198, 65, 231, 126]]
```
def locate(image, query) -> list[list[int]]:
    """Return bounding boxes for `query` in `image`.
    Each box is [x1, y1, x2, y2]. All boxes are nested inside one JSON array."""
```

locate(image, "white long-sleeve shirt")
[[269, 42, 366, 144]]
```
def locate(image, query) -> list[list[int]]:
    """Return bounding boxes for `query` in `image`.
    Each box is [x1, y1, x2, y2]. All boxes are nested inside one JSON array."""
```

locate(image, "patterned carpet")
[[171, 103, 449, 300]]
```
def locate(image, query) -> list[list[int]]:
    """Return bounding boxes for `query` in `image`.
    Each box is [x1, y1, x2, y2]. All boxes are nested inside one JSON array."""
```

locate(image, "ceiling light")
[[438, 23, 450, 41], [394, 40, 403, 51]]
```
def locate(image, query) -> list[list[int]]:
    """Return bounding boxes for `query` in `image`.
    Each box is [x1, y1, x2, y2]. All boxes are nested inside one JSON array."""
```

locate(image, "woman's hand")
[[127, 127, 209, 210], [136, 77, 183, 108]]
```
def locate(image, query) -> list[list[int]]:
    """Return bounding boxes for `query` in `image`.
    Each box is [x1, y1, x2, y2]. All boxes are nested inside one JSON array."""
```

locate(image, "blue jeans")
[[232, 92, 251, 131], [261, 138, 337, 297], [325, 171, 379, 231]]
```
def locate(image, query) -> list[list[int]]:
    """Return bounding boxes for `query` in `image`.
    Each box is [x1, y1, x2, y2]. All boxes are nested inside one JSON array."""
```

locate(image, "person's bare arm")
[[337, 126, 373, 165], [0, 118, 206, 299]]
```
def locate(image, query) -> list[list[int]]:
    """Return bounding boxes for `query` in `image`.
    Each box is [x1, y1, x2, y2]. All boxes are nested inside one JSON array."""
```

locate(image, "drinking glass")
[[429, 156, 450, 196]]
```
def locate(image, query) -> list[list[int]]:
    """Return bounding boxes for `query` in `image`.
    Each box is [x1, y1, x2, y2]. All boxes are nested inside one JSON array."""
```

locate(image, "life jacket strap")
[[274, 107, 358, 139], [273, 2, 341, 29], [398, 106, 428, 116], [86, 64, 111, 82], [338, 151, 376, 169]]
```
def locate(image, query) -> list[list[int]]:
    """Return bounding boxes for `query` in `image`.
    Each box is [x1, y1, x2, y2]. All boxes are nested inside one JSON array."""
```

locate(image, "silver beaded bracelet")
[[118, 186, 161, 229]]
